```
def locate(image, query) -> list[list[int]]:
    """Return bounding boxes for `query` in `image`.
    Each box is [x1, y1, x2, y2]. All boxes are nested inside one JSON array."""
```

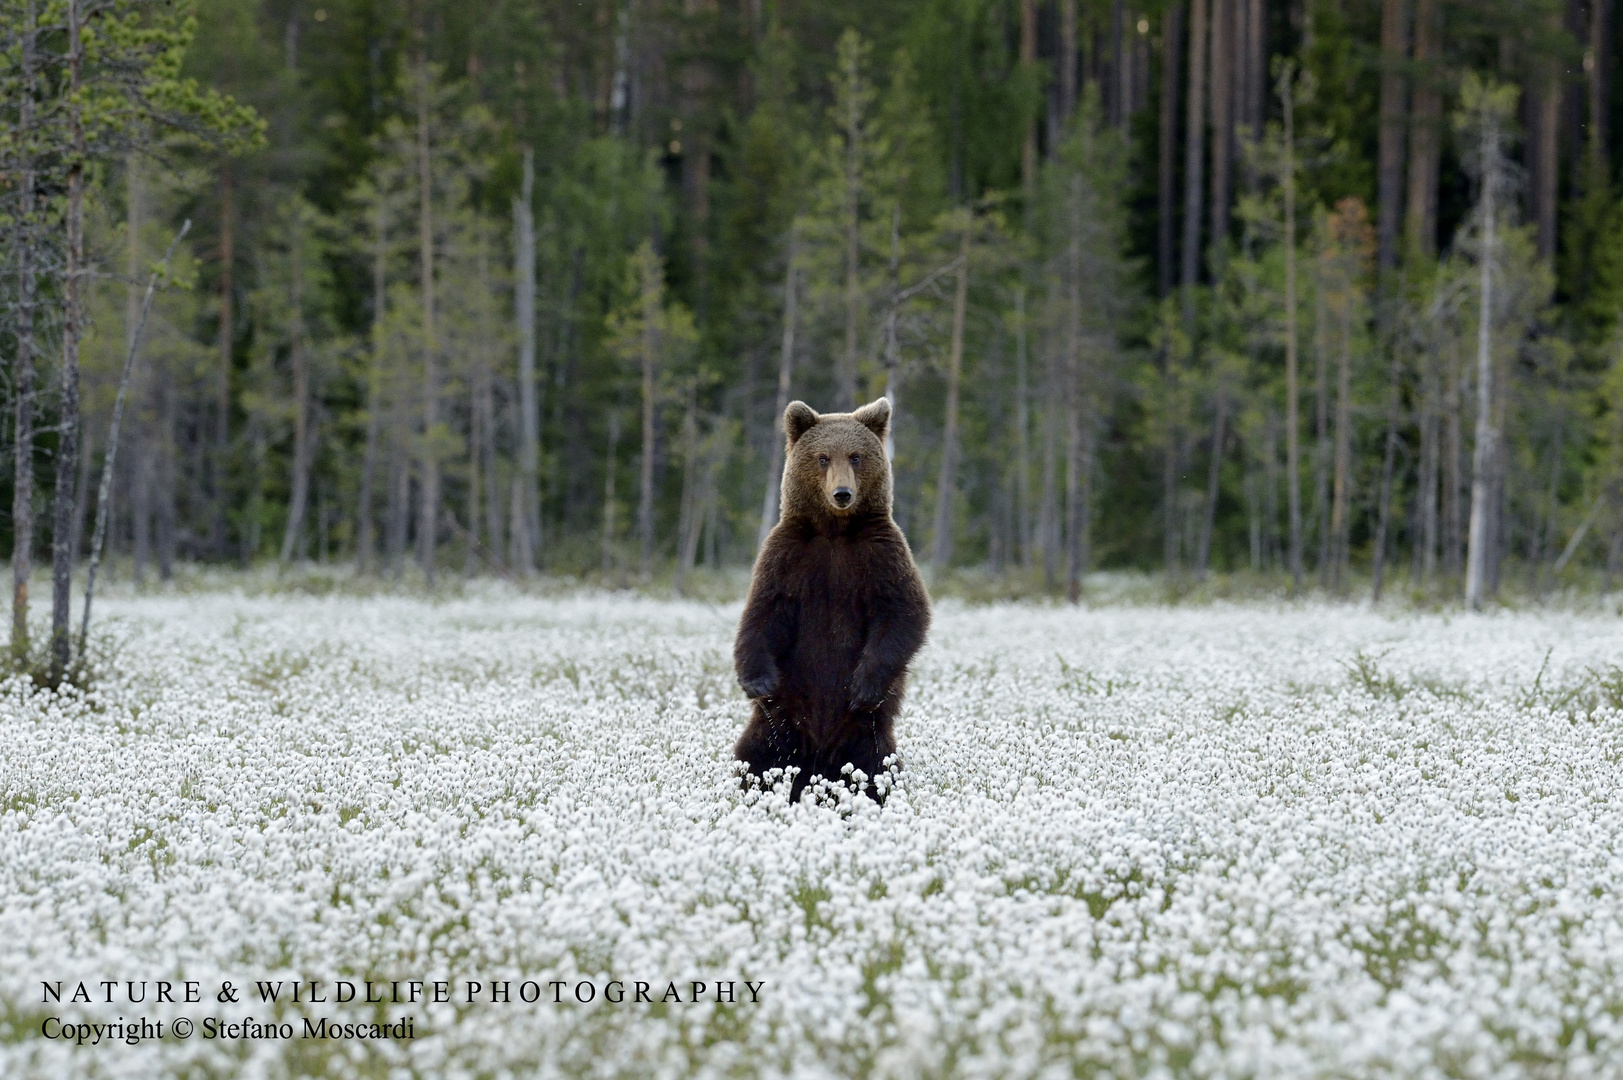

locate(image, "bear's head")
[[780, 398, 892, 524]]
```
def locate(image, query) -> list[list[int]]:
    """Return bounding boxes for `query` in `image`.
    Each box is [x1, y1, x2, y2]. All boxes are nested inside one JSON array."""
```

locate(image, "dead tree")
[[279, 208, 313, 564], [514, 146, 540, 571], [11, 0, 41, 663], [758, 225, 798, 549], [930, 224, 972, 578], [1280, 63, 1304, 593], [51, 0, 88, 680], [415, 48, 440, 585], [1464, 79, 1514, 610]]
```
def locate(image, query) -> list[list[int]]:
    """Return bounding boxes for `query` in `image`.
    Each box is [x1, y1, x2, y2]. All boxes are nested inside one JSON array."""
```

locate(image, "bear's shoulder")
[[760, 519, 921, 593]]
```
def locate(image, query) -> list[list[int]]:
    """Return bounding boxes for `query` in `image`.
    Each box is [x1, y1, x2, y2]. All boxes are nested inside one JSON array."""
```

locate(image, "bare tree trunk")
[[1245, 0, 1264, 137], [931, 226, 971, 577], [1060, 0, 1078, 121], [601, 410, 620, 579], [514, 146, 540, 571], [280, 211, 313, 564], [1404, 0, 1441, 258], [1534, 375, 1566, 591], [883, 208, 901, 463], [1110, 0, 1125, 128], [156, 361, 175, 581], [637, 251, 660, 582], [1588, 0, 1614, 191], [80, 221, 190, 654], [675, 382, 699, 594], [839, 45, 863, 412], [507, 475, 525, 573], [1606, 509, 1623, 595], [1021, 0, 1038, 197], [1417, 332, 1440, 581], [1244, 458, 1262, 570], [52, 0, 87, 679], [1063, 172, 1090, 603], [1314, 275, 1332, 586], [385, 389, 410, 576], [1371, 346, 1404, 599], [1077, 397, 1090, 597], [1040, 355, 1060, 589], [681, 0, 715, 303], [356, 200, 386, 572], [127, 156, 148, 585], [1376, 0, 1409, 274], [1199, 1, 1234, 583], [1163, 333, 1181, 577], [11, 0, 39, 661], [479, 351, 502, 573], [705, 478, 719, 570], [70, 429, 93, 577], [1330, 292, 1353, 592], [1529, 12, 1561, 261], [1065, 361, 1092, 603], [507, 374, 534, 572], [465, 377, 482, 576], [759, 226, 797, 549], [213, 169, 235, 559], [1015, 287, 1033, 569], [1158, 2, 1183, 298], [1195, 383, 1226, 580], [692, 460, 717, 577], [1465, 110, 1500, 610], [416, 52, 440, 586], [131, 474, 148, 584], [1443, 332, 1464, 577], [1181, 0, 1209, 321], [1485, 395, 1506, 597], [1208, 0, 1234, 268], [1280, 66, 1304, 593], [1263, 412, 1280, 569]]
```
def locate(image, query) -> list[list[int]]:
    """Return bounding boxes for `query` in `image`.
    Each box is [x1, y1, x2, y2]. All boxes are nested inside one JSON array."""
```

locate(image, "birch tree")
[[414, 49, 441, 585], [273, 199, 325, 565], [1320, 198, 1375, 593], [1039, 91, 1131, 600], [758, 224, 798, 549], [4, 0, 47, 662], [9, 0, 258, 678], [1279, 61, 1304, 593], [513, 147, 539, 572], [1459, 75, 1518, 610], [929, 218, 972, 577]]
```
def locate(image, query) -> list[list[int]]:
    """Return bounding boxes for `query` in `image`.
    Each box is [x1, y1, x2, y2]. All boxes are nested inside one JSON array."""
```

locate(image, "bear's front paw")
[[739, 667, 780, 700], [848, 671, 886, 711]]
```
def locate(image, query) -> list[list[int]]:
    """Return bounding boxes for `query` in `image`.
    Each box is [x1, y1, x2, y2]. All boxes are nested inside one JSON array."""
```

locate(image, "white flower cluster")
[[2, 589, 1621, 1078]]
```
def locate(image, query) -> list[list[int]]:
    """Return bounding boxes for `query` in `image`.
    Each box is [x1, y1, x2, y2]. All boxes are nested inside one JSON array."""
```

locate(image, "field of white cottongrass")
[[2, 585, 1623, 1079]]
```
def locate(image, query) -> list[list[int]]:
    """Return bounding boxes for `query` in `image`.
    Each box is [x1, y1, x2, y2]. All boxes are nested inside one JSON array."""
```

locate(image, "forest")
[[3, 0, 1623, 667]]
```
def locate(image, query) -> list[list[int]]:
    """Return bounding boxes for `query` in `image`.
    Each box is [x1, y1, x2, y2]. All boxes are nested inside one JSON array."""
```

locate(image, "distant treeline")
[[3, 0, 1623, 622]]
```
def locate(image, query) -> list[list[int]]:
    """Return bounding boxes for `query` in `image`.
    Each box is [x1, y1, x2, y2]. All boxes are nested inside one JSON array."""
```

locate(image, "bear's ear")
[[852, 397, 891, 442], [784, 401, 819, 444]]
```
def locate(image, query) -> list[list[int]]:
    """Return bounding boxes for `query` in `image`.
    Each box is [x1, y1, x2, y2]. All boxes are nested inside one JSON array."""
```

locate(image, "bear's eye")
[[849, 454, 861, 468], [817, 454, 829, 468]]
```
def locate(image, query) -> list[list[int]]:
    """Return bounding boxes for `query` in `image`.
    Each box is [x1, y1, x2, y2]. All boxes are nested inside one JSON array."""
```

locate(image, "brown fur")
[[733, 398, 931, 802]]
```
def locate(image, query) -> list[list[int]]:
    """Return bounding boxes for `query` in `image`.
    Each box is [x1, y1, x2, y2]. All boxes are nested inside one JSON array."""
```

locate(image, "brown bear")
[[733, 397, 931, 802]]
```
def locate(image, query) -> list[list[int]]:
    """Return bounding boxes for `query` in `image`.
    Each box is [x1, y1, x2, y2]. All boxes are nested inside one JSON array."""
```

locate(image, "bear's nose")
[[833, 487, 853, 508]]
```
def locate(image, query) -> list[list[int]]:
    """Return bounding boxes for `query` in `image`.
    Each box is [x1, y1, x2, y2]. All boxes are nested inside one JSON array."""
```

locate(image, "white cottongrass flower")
[[1, 588, 1620, 1078]]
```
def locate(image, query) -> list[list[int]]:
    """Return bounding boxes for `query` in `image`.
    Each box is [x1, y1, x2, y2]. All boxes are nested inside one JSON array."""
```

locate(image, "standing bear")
[[734, 397, 931, 802]]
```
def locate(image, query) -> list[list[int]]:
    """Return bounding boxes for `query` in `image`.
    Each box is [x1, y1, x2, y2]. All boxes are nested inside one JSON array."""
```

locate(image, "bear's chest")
[[788, 538, 872, 642]]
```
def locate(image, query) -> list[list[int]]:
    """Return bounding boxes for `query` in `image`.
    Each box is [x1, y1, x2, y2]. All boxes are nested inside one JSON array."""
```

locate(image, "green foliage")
[[4, 0, 1623, 601], [78, 0, 264, 155]]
